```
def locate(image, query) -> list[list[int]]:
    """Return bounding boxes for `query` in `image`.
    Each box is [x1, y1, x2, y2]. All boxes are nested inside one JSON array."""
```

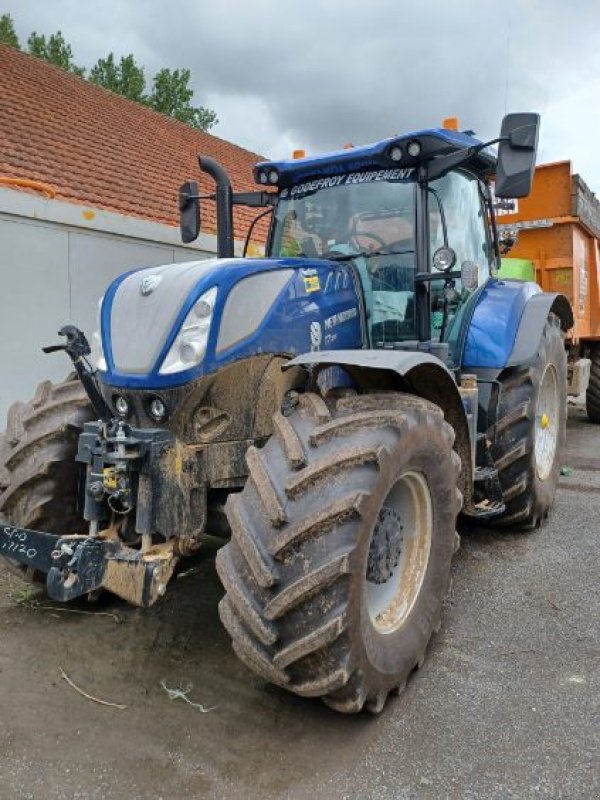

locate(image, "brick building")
[[0, 45, 266, 417]]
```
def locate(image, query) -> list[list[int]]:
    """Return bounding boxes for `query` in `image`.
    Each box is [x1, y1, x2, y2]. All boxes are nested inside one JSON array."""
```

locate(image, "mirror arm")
[[232, 191, 278, 208], [179, 192, 215, 210], [182, 190, 268, 209], [425, 136, 508, 182]]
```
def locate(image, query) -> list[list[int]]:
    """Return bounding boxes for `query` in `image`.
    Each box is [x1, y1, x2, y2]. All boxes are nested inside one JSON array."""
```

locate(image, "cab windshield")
[[271, 177, 417, 342]]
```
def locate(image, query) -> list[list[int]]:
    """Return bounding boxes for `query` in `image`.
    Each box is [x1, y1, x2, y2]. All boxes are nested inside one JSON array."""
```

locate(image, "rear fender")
[[285, 350, 472, 505], [506, 293, 572, 366], [462, 279, 572, 369]]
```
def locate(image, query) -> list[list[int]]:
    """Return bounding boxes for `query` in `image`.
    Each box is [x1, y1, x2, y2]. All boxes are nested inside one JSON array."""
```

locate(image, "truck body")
[[499, 160, 600, 399]]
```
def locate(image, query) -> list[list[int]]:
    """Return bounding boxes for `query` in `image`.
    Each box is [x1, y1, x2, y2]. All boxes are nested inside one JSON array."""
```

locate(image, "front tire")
[[216, 392, 461, 714], [0, 377, 93, 582], [489, 314, 567, 529]]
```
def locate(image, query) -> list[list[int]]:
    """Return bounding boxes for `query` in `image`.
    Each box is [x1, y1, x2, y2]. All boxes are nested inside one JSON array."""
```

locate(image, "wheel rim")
[[365, 471, 432, 634], [535, 363, 560, 481]]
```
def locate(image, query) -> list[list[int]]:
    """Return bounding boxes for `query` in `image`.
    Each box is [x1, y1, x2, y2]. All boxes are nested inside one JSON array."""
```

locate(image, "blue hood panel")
[[100, 257, 363, 389]]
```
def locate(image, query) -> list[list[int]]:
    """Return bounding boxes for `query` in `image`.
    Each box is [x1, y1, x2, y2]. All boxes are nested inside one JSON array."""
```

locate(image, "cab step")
[[464, 466, 506, 518], [466, 498, 506, 519], [473, 466, 498, 482]]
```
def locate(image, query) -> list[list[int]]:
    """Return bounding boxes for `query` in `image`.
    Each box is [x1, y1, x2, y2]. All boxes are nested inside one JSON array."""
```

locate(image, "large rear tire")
[[216, 392, 461, 714], [0, 377, 93, 582], [585, 345, 600, 424], [488, 314, 567, 529]]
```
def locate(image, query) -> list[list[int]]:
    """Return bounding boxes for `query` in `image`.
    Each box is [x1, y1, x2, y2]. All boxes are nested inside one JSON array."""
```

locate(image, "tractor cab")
[[180, 113, 541, 368], [267, 158, 494, 364]]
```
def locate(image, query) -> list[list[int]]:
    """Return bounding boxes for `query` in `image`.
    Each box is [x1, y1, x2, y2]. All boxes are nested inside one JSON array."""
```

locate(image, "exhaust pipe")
[[199, 156, 234, 258]]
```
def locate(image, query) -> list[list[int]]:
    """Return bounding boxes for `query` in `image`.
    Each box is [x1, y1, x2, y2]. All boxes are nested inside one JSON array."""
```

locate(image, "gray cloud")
[[6, 0, 600, 189]]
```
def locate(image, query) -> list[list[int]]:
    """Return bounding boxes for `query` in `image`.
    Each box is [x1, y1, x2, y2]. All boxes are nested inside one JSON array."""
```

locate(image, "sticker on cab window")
[[303, 274, 321, 293]]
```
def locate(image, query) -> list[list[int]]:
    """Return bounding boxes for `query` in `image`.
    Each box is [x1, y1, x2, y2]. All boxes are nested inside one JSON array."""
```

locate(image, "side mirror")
[[179, 180, 200, 243], [495, 113, 540, 198]]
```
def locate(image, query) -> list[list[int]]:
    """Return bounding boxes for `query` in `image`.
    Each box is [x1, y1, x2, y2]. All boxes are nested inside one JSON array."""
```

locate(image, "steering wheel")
[[349, 230, 388, 253]]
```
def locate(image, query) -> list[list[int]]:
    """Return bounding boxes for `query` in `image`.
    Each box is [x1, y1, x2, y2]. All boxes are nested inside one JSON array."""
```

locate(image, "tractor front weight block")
[[0, 522, 177, 606]]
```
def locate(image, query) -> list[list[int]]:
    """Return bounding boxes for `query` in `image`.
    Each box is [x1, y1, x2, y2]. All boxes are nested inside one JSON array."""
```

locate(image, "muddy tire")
[[488, 314, 567, 529], [216, 392, 461, 714], [586, 346, 600, 424], [0, 377, 93, 581]]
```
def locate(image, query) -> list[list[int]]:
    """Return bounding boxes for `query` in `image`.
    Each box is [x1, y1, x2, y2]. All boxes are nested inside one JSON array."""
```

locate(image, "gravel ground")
[[0, 405, 598, 800]]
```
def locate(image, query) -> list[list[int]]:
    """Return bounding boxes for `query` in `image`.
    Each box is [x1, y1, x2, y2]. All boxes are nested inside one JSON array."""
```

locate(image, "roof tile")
[[0, 45, 268, 236]]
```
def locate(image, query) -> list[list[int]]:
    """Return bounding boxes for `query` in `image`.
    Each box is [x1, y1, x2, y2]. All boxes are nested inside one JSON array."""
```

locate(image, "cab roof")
[[255, 128, 496, 188]]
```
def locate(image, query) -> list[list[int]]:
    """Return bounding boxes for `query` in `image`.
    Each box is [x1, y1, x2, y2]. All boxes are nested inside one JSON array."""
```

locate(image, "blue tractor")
[[0, 114, 573, 713]]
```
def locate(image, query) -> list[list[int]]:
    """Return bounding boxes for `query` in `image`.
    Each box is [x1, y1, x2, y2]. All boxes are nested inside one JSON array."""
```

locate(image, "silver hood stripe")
[[110, 260, 219, 374]]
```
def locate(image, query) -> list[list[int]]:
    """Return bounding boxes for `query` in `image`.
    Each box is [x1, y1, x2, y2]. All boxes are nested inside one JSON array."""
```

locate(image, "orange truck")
[[498, 160, 600, 421]]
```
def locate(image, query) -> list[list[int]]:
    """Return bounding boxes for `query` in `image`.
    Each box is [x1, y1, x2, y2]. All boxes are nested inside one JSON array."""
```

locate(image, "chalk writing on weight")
[[1, 526, 37, 560]]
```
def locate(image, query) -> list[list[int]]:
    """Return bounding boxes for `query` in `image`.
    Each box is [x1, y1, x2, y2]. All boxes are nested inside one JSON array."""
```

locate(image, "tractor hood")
[[98, 256, 363, 389]]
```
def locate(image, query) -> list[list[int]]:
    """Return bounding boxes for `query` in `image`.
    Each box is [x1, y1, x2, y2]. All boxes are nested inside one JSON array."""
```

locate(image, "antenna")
[[504, 12, 512, 114]]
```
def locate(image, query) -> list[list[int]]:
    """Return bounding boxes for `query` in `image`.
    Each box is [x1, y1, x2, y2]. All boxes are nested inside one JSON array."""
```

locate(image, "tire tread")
[[217, 391, 459, 713]]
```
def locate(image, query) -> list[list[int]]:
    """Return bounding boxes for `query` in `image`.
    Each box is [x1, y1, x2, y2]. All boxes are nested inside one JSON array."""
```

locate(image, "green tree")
[[90, 53, 146, 102], [148, 68, 218, 131], [0, 13, 20, 49], [20, 24, 218, 131], [27, 30, 84, 76]]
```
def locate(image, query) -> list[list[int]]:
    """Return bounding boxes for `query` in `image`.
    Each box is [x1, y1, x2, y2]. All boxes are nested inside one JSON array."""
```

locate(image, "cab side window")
[[429, 171, 490, 282]]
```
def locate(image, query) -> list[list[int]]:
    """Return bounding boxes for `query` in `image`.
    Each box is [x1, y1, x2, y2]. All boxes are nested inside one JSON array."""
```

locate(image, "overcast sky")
[[6, 0, 600, 191]]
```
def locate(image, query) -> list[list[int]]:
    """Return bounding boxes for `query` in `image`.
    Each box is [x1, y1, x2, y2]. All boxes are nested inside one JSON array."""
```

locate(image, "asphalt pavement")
[[0, 404, 598, 800]]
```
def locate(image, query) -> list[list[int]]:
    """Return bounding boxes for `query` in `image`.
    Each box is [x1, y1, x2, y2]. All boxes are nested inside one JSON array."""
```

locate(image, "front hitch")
[[0, 522, 178, 606]]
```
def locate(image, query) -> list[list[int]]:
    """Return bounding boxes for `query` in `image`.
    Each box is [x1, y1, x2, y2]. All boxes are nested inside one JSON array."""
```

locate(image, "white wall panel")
[[0, 213, 213, 420], [0, 217, 70, 417], [68, 230, 181, 331]]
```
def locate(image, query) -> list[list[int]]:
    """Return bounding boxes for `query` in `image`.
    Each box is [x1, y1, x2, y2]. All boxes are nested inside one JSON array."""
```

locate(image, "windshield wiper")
[[324, 248, 414, 262]]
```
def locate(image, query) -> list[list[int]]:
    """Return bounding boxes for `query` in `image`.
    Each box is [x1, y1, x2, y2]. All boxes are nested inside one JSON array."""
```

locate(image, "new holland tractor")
[[0, 113, 573, 714]]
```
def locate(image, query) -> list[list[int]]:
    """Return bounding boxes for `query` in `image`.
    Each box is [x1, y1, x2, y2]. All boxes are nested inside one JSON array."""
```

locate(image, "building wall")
[[0, 188, 223, 421]]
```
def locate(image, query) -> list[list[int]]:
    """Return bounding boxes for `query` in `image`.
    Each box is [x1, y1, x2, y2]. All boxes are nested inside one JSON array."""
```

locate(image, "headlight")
[[148, 396, 167, 422], [159, 287, 217, 375], [114, 394, 130, 417], [407, 139, 422, 158], [432, 246, 457, 272], [91, 296, 107, 371]]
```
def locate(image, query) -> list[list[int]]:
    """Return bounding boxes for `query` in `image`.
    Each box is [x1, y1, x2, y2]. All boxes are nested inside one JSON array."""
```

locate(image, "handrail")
[[0, 176, 56, 198]]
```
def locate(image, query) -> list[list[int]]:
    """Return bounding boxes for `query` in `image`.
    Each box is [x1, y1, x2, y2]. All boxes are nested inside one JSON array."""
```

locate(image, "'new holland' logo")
[[140, 275, 162, 296]]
